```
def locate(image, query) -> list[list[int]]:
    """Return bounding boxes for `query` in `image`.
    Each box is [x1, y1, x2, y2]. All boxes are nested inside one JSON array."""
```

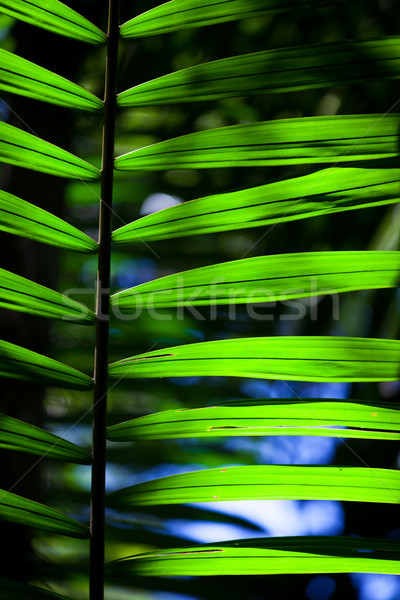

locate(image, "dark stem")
[[90, 0, 119, 598]]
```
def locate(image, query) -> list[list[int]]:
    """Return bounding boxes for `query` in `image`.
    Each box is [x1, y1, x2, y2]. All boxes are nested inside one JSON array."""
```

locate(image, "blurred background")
[[0, 0, 399, 598]]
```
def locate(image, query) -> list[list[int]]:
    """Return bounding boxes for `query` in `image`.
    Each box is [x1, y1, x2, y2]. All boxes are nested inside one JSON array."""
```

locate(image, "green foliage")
[[0, 190, 98, 251], [114, 116, 400, 169], [0, 0, 399, 598], [106, 537, 400, 577], [0, 122, 100, 179], [111, 251, 400, 307], [117, 39, 400, 105], [107, 398, 400, 441], [0, 48, 103, 111], [0, 0, 105, 43], [109, 337, 400, 381], [0, 489, 89, 538], [0, 268, 95, 321], [112, 167, 400, 241], [0, 340, 93, 389], [120, 0, 338, 37], [106, 465, 400, 505], [0, 413, 91, 462]]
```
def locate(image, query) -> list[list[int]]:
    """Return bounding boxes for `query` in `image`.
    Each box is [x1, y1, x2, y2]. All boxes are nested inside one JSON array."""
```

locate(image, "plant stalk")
[[90, 1, 119, 598]]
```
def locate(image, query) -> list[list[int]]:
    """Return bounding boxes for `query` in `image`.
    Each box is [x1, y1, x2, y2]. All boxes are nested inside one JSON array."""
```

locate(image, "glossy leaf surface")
[[107, 399, 400, 442], [0, 0, 105, 44], [0, 268, 95, 322], [0, 340, 93, 390], [118, 38, 400, 106], [0, 413, 90, 463], [114, 115, 399, 170], [0, 489, 89, 538], [0, 190, 98, 252], [0, 122, 100, 180], [121, 0, 338, 37], [108, 337, 400, 383], [111, 251, 400, 309], [0, 49, 103, 111], [112, 167, 400, 242], [106, 536, 400, 577]]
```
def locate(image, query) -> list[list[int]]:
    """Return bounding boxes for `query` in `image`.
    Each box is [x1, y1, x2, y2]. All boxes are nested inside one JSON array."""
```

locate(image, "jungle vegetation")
[[0, 0, 399, 599]]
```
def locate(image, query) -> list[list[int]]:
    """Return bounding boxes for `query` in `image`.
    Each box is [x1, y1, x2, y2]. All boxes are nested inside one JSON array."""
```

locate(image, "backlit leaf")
[[121, 0, 338, 38], [106, 465, 400, 506], [114, 115, 399, 170], [107, 399, 400, 442], [0, 122, 100, 180], [108, 337, 400, 383], [0, 413, 90, 464], [106, 536, 400, 577], [0, 268, 95, 323], [0, 489, 89, 538], [117, 38, 400, 106], [112, 167, 400, 243], [0, 0, 106, 44], [0, 190, 98, 252], [0, 49, 103, 111], [110, 251, 400, 310], [0, 340, 93, 390]]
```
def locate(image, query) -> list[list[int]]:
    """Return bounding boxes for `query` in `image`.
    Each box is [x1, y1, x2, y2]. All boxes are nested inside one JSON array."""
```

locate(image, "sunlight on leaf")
[[112, 167, 400, 242], [114, 115, 400, 170], [107, 398, 400, 442], [0, 49, 103, 111], [0, 268, 95, 323], [121, 0, 339, 37], [108, 337, 400, 382], [106, 536, 400, 577], [0, 340, 93, 390], [110, 251, 400, 309], [0, 413, 91, 464], [0, 190, 98, 252], [106, 465, 400, 506], [0, 489, 89, 538], [118, 39, 400, 106], [0, 122, 100, 180], [0, 0, 106, 44]]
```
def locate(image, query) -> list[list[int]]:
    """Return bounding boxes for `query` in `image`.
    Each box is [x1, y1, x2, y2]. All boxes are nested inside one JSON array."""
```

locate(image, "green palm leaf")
[[0, 268, 95, 323], [0, 489, 89, 538], [0, 49, 103, 111], [112, 167, 399, 243], [106, 465, 400, 506], [1, 0, 398, 590], [0, 122, 100, 180], [117, 38, 400, 106], [114, 115, 399, 170], [110, 251, 400, 310], [0, 413, 90, 463], [0, 340, 93, 390], [121, 0, 338, 37], [0, 190, 98, 252], [108, 337, 400, 382], [107, 399, 400, 442], [106, 536, 400, 577], [0, 0, 106, 44]]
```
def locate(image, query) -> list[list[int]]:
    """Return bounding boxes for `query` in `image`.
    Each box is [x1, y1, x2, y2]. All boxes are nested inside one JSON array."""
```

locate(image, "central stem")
[[90, 1, 119, 598]]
